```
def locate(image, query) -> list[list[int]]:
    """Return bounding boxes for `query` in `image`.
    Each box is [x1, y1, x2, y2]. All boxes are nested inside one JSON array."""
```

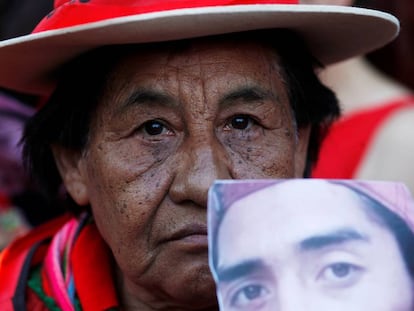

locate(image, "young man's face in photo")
[[215, 181, 414, 311]]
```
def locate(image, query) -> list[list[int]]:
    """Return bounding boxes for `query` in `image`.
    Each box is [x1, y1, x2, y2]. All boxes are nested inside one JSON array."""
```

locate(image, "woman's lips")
[[166, 224, 209, 247]]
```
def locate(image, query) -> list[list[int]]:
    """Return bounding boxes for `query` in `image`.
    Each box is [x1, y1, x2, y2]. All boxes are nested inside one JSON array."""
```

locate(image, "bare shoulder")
[[369, 106, 414, 145], [355, 105, 414, 194], [379, 105, 414, 135]]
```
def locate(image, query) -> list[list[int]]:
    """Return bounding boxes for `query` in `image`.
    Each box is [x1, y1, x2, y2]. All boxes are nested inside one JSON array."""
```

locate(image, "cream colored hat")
[[0, 0, 399, 95]]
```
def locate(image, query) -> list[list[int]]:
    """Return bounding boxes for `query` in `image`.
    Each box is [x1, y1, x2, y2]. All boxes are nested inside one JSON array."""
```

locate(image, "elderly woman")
[[0, 1, 398, 310]]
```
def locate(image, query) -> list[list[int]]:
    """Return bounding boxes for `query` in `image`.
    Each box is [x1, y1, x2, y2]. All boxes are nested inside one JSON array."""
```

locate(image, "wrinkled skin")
[[53, 38, 310, 310]]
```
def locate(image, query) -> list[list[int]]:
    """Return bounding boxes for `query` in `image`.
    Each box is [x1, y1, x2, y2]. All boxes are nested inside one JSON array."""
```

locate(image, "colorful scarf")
[[0, 213, 119, 310], [42, 214, 87, 311]]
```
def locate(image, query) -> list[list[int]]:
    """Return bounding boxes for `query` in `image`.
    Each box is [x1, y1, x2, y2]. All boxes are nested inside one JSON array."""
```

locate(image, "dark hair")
[[357, 190, 414, 278], [23, 45, 120, 201], [265, 31, 339, 176], [23, 29, 339, 202]]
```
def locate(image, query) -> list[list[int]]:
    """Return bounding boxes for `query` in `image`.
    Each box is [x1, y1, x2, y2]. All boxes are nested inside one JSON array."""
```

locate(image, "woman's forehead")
[[112, 37, 280, 72], [97, 39, 286, 113]]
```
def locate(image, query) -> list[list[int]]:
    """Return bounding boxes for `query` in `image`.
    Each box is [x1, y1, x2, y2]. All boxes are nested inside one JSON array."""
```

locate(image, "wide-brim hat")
[[0, 0, 399, 96]]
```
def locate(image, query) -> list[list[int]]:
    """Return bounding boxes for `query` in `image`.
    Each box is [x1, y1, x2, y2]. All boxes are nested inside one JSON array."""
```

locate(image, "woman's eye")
[[227, 115, 256, 130], [140, 120, 171, 136], [230, 284, 269, 308]]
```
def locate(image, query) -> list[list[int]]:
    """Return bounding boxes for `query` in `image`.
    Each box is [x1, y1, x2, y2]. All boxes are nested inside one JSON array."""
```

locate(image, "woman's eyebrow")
[[115, 88, 177, 116], [217, 259, 268, 283], [218, 86, 279, 108], [298, 228, 370, 252]]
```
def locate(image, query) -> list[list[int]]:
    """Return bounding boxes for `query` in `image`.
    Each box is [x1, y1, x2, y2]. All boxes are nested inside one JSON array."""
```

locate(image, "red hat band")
[[34, 0, 298, 33]]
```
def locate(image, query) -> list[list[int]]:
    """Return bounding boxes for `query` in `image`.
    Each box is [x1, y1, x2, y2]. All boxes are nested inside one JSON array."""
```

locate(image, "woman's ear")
[[52, 145, 90, 206], [294, 126, 311, 178]]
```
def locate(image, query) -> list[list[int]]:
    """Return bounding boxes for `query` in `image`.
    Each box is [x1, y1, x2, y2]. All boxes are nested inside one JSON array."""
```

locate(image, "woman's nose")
[[168, 135, 231, 208]]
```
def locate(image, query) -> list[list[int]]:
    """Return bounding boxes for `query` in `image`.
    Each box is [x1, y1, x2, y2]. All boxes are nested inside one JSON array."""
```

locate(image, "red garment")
[[0, 214, 119, 311], [312, 96, 414, 178], [34, 0, 297, 33]]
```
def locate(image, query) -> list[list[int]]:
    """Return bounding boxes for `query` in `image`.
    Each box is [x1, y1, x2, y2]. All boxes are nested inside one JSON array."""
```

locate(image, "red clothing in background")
[[312, 96, 414, 178]]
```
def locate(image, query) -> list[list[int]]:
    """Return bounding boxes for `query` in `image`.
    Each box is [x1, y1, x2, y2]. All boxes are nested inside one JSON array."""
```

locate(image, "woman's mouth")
[[165, 224, 209, 249]]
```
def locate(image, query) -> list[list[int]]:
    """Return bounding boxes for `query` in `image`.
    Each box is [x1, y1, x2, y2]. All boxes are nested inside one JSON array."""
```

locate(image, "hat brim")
[[0, 4, 399, 95]]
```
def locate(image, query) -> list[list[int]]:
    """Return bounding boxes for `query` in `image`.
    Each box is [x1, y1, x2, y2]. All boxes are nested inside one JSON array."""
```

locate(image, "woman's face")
[[55, 38, 310, 309]]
